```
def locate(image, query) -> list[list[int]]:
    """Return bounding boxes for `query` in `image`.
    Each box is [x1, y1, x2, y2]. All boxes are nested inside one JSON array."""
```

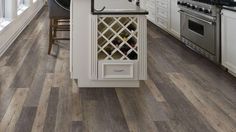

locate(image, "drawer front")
[[156, 16, 168, 29], [146, 3, 155, 11], [157, 8, 168, 19], [98, 61, 138, 80], [147, 0, 156, 5], [157, 0, 168, 9]]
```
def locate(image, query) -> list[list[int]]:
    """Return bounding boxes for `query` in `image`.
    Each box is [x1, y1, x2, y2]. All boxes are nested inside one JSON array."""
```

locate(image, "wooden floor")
[[0, 8, 236, 132]]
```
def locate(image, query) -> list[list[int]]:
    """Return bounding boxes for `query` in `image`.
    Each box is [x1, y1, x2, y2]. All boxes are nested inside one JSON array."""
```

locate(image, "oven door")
[[180, 11, 216, 54]]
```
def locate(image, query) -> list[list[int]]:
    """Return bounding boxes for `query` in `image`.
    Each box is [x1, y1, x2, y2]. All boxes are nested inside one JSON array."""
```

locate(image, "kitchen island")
[[70, 0, 148, 87]]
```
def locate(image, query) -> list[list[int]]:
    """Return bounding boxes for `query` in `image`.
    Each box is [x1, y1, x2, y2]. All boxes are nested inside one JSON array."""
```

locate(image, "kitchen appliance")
[[177, 0, 221, 63], [219, 0, 236, 6]]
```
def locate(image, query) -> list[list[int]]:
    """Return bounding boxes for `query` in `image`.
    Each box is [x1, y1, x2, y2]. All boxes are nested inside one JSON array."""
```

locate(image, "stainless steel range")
[[177, 0, 221, 63]]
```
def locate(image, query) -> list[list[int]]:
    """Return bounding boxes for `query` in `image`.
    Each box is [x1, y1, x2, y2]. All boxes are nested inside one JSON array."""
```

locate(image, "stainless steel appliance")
[[177, 0, 221, 63], [219, 0, 236, 6]]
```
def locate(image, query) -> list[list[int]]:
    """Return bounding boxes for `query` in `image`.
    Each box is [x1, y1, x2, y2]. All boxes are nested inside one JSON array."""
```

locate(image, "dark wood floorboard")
[[43, 87, 59, 132], [15, 107, 37, 132], [0, 7, 235, 132]]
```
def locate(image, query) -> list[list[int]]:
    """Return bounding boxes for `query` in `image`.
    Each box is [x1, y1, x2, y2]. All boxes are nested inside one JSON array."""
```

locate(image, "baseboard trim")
[[0, 4, 45, 57]]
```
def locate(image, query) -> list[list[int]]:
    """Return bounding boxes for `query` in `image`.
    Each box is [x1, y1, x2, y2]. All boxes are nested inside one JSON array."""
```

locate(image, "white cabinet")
[[90, 15, 147, 81], [145, 0, 156, 24], [170, 0, 180, 38], [156, 0, 169, 30], [140, 0, 180, 38], [221, 9, 236, 77]]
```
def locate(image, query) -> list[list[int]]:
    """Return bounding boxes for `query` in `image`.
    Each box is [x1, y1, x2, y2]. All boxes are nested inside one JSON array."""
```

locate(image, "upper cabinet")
[[221, 9, 236, 76], [140, 0, 180, 38]]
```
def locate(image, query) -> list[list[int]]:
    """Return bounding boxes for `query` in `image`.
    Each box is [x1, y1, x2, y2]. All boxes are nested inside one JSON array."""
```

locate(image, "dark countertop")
[[91, 0, 148, 15], [222, 6, 236, 12]]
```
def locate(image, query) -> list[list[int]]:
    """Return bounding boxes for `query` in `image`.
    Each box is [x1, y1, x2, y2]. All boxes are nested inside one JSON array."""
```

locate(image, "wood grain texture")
[[0, 8, 235, 132], [0, 88, 29, 132], [154, 121, 173, 132], [80, 89, 130, 132], [168, 73, 236, 132], [15, 107, 37, 132], [43, 87, 59, 132], [31, 74, 54, 132]]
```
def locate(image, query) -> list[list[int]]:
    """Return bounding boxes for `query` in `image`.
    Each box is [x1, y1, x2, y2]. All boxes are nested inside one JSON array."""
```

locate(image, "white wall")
[[0, 0, 45, 56]]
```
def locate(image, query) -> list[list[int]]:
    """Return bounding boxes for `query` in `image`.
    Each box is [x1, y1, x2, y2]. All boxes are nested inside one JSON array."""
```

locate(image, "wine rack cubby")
[[90, 15, 147, 81], [97, 16, 138, 60]]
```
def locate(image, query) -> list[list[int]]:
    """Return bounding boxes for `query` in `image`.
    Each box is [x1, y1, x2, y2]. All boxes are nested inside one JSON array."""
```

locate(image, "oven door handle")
[[178, 10, 214, 25]]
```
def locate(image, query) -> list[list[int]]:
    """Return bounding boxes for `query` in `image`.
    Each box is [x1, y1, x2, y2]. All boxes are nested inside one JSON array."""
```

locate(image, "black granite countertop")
[[222, 6, 236, 12], [91, 0, 148, 15]]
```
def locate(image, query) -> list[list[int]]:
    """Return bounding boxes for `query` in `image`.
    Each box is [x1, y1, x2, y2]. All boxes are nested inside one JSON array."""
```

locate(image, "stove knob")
[[203, 9, 209, 13], [199, 8, 204, 12], [186, 3, 190, 7], [204, 9, 212, 14], [188, 4, 193, 8], [182, 2, 187, 6]]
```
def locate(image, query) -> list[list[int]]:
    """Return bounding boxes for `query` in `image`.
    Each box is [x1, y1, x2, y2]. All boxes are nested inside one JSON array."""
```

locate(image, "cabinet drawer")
[[147, 0, 156, 5], [156, 16, 168, 29], [157, 0, 168, 9], [146, 3, 155, 11], [98, 61, 138, 80]]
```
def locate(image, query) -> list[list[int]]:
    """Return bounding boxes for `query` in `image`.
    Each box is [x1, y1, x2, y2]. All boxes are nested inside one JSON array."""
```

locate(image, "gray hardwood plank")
[[116, 88, 159, 132], [80, 88, 130, 132], [168, 72, 236, 132], [43, 87, 59, 132], [154, 121, 173, 132], [15, 107, 37, 132], [54, 49, 73, 132], [71, 121, 84, 132], [0, 87, 17, 120], [31, 73, 54, 132], [0, 88, 29, 132], [147, 62, 216, 132]]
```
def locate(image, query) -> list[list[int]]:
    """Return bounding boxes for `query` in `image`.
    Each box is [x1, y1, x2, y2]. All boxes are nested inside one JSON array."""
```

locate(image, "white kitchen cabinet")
[[140, 0, 180, 38], [90, 15, 147, 83], [144, 0, 157, 24], [221, 9, 236, 77], [156, 0, 169, 30], [71, 0, 148, 87], [170, 0, 180, 38]]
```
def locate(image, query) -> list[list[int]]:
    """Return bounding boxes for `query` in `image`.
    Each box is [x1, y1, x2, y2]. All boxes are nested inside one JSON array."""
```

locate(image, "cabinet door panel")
[[222, 10, 236, 75], [145, 0, 156, 24], [170, 0, 180, 38]]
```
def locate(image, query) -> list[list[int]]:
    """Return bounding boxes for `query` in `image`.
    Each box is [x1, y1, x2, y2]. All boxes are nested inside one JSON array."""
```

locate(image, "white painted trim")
[[89, 15, 98, 80], [78, 80, 140, 87], [228, 69, 236, 77], [138, 15, 147, 80]]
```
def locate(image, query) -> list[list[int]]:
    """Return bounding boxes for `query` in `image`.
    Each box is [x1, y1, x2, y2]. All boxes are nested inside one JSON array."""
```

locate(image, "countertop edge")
[[91, 0, 148, 15], [222, 6, 236, 12], [92, 11, 149, 15]]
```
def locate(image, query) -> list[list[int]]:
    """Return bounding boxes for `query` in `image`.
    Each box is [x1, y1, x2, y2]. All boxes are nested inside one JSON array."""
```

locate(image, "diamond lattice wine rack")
[[97, 16, 138, 60]]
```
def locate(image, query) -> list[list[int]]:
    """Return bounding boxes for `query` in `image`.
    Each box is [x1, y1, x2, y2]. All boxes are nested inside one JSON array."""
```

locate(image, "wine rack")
[[97, 16, 138, 60]]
